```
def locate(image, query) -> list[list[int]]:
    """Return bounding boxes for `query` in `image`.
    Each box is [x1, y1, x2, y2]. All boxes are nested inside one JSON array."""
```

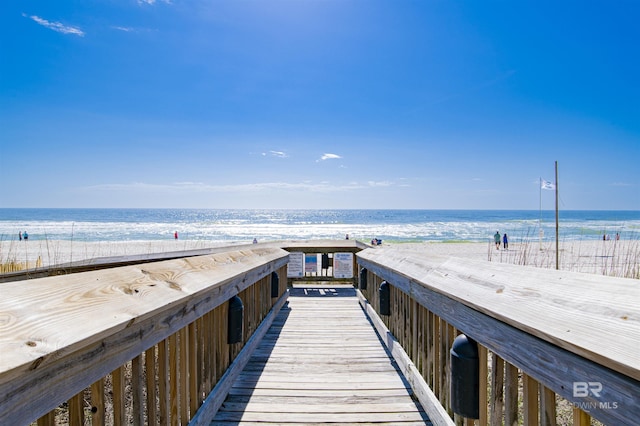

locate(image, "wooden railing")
[[3, 240, 638, 425], [0, 247, 288, 425], [357, 248, 640, 426]]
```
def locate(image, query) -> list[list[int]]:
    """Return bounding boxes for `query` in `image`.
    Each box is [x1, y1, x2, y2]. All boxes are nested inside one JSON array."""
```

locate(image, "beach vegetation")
[[487, 233, 640, 280]]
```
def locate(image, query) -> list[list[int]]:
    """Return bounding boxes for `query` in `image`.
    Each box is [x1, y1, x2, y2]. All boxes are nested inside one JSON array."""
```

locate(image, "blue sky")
[[1, 1, 638, 210]]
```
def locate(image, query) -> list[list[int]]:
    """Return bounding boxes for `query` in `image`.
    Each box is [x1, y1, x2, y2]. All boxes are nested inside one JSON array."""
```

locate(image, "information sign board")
[[287, 252, 304, 277], [333, 252, 353, 278]]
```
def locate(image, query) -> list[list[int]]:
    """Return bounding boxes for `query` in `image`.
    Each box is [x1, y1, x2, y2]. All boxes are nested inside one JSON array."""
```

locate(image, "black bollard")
[[228, 295, 244, 344], [359, 267, 368, 290], [450, 334, 480, 419], [379, 281, 390, 316], [271, 271, 280, 298]]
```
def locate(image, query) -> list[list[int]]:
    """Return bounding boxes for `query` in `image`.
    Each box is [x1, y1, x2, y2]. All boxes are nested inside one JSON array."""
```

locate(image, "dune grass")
[[487, 236, 640, 279]]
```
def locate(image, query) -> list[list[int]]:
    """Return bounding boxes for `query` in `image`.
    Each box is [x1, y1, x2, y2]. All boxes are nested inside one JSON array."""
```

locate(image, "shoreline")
[[1, 238, 638, 279]]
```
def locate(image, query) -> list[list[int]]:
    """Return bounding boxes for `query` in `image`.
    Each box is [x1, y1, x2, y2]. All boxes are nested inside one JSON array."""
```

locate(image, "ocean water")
[[0, 209, 638, 243]]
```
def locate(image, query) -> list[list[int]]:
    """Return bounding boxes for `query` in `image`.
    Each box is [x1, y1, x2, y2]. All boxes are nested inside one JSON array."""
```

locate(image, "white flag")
[[541, 179, 555, 190]]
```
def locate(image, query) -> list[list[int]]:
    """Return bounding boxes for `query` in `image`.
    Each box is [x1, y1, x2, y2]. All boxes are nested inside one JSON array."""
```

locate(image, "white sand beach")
[[380, 239, 640, 278], [1, 238, 638, 279]]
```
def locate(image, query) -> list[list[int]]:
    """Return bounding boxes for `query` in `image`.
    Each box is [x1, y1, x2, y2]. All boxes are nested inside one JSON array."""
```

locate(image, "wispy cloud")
[[138, 0, 172, 5], [262, 151, 288, 158], [367, 181, 393, 187], [111, 26, 134, 32], [24, 14, 84, 37], [318, 153, 342, 162], [81, 179, 398, 194]]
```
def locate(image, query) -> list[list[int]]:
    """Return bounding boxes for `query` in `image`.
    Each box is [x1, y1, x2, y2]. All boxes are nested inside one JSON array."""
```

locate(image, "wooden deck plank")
[[212, 422, 428, 426], [211, 287, 431, 425], [226, 388, 420, 398], [233, 371, 408, 381], [247, 353, 391, 360], [229, 381, 408, 390], [219, 401, 424, 413], [222, 394, 415, 404], [212, 411, 428, 422]]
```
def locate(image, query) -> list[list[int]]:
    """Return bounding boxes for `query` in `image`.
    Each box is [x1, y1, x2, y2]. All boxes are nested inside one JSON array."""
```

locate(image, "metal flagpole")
[[539, 177, 543, 251], [555, 161, 559, 270]]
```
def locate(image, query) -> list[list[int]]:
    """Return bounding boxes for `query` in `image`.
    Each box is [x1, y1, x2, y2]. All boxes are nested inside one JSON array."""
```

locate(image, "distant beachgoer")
[[174, 231, 178, 240], [603, 234, 606, 241], [503, 233, 508, 250], [345, 234, 349, 240], [494, 231, 501, 249], [616, 232, 620, 241], [23, 231, 29, 241], [19, 231, 22, 241], [253, 238, 258, 244]]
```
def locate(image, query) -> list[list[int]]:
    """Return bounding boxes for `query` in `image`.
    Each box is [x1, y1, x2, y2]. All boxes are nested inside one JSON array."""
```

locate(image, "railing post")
[[228, 295, 244, 344], [271, 271, 280, 298], [379, 281, 390, 316], [359, 267, 368, 290], [450, 334, 479, 419]]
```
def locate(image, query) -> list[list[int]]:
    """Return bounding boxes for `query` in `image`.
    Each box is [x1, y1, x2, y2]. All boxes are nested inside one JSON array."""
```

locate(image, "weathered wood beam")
[[0, 248, 288, 425]]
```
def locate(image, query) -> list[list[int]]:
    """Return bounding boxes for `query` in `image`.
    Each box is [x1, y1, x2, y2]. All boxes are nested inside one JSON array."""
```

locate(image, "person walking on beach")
[[19, 231, 22, 241], [174, 231, 178, 240], [494, 231, 501, 250], [503, 233, 509, 250], [23, 231, 28, 241]]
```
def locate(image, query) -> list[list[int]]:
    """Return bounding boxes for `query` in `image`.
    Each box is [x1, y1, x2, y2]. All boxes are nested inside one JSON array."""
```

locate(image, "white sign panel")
[[287, 252, 304, 277], [333, 252, 353, 278]]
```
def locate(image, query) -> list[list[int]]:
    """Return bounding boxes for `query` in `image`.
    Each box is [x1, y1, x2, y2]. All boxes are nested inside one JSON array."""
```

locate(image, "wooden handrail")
[[357, 247, 640, 425], [0, 239, 367, 283], [0, 247, 288, 424]]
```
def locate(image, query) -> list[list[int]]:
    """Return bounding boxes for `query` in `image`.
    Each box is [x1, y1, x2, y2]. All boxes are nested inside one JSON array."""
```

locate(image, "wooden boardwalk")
[[211, 286, 431, 425]]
